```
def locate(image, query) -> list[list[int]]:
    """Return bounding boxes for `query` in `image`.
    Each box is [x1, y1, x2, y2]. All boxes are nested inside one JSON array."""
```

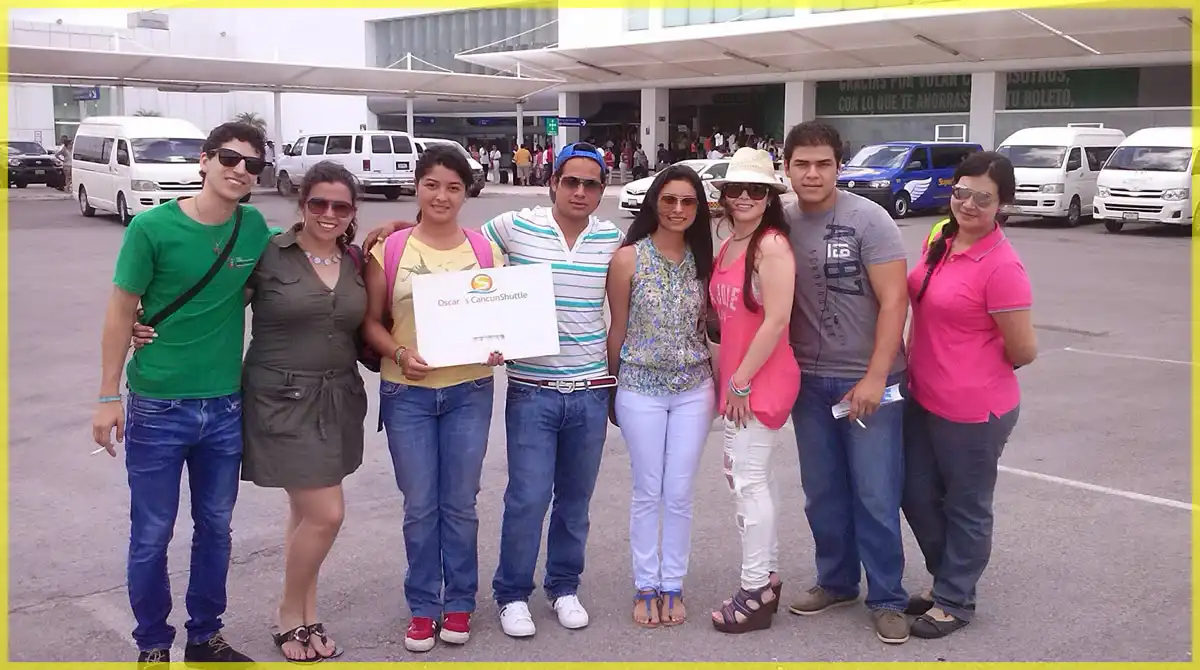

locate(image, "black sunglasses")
[[721, 183, 770, 201], [207, 148, 268, 176], [305, 197, 355, 218]]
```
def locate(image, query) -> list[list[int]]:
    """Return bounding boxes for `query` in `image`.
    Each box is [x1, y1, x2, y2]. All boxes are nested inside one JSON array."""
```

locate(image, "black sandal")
[[272, 625, 319, 664], [711, 584, 775, 634], [307, 623, 344, 659], [911, 611, 970, 639]]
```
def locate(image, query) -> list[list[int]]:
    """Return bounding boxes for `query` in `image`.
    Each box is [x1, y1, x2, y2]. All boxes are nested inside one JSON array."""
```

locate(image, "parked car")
[[837, 140, 982, 218], [6, 140, 65, 189], [620, 158, 787, 218], [413, 137, 484, 197]]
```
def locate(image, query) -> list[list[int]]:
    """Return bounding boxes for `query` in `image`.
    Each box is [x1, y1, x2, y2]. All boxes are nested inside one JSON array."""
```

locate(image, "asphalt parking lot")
[[6, 187, 1192, 662]]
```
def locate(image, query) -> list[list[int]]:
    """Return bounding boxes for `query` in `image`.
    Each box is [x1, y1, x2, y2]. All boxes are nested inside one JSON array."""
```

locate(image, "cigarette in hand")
[[90, 447, 106, 455], [855, 418, 867, 429]]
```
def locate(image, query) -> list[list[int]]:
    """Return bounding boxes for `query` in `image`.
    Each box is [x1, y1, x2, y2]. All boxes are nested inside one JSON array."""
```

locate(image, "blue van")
[[836, 141, 982, 218]]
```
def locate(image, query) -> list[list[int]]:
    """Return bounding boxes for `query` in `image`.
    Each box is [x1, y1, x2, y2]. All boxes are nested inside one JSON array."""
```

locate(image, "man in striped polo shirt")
[[481, 143, 625, 638]]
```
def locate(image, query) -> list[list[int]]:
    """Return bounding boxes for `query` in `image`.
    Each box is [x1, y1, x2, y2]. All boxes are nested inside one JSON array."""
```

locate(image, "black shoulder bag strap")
[[144, 207, 244, 328]]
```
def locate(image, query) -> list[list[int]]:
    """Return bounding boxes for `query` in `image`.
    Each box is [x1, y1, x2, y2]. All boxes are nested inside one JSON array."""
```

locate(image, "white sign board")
[[411, 263, 560, 368]]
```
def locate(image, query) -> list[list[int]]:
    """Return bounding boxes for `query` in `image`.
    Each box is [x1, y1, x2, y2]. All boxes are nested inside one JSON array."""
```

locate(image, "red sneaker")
[[404, 617, 437, 652], [440, 612, 471, 645]]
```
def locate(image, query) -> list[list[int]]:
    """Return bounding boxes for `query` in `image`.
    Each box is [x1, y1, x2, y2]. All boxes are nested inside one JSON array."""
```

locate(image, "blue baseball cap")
[[553, 142, 607, 175]]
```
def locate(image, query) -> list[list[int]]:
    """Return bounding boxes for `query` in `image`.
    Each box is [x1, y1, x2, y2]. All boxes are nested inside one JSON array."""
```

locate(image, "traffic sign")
[[544, 117, 558, 135], [558, 117, 587, 127]]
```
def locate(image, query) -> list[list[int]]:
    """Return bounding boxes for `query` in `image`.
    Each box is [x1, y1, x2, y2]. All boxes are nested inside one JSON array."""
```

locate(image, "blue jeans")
[[791, 372, 908, 612], [380, 377, 494, 619], [124, 391, 244, 652], [902, 400, 1019, 621], [492, 384, 609, 605]]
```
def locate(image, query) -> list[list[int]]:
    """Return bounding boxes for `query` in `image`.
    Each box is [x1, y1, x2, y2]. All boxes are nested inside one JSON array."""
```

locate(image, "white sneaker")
[[499, 602, 536, 637], [552, 594, 590, 629]]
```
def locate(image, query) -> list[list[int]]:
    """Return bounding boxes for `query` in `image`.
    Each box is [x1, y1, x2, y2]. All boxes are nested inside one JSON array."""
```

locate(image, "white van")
[[1094, 126, 1195, 233], [996, 125, 1126, 227], [73, 116, 211, 224], [275, 131, 417, 200], [412, 137, 485, 197]]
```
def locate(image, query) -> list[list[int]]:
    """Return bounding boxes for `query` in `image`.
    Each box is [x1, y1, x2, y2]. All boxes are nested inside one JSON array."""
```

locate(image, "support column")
[[782, 80, 816, 134], [405, 96, 415, 136], [640, 87, 669, 165], [516, 101, 525, 148], [114, 86, 127, 115], [557, 91, 580, 149], [272, 90, 284, 148], [969, 71, 1005, 150]]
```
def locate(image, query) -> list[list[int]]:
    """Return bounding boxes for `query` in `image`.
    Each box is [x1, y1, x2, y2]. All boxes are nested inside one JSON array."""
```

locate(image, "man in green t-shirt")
[[91, 121, 271, 667]]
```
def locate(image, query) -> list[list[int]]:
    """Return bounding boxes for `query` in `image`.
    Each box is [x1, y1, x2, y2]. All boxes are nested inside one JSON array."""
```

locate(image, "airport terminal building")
[[7, 5, 1191, 153]]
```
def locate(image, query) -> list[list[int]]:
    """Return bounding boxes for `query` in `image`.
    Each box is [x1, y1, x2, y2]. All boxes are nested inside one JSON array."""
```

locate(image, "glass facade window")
[[627, 8, 650, 30], [372, 8, 558, 76], [52, 85, 114, 142], [663, 3, 793, 27]]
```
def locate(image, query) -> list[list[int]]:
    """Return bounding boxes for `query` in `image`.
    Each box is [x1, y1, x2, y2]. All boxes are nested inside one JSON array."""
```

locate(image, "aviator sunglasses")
[[659, 193, 700, 209], [305, 197, 356, 218], [207, 148, 268, 176], [951, 185, 996, 208], [558, 175, 605, 192], [720, 183, 770, 201]]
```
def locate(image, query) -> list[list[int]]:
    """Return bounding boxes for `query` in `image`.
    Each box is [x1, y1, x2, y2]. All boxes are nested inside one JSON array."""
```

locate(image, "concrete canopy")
[[6, 44, 560, 101], [455, 7, 1191, 90]]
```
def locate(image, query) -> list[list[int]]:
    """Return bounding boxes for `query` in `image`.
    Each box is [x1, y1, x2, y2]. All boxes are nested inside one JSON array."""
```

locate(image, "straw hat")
[[710, 147, 787, 193]]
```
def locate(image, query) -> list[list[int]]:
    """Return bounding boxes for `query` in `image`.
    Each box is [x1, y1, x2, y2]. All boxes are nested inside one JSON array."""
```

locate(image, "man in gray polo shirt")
[[780, 122, 912, 644]]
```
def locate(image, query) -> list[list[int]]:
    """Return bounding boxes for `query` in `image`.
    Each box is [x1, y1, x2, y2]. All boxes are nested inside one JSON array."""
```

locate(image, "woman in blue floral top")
[[606, 164, 716, 628]]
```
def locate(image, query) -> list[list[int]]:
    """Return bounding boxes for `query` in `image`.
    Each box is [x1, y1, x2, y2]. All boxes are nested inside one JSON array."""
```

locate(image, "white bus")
[[73, 116, 213, 225], [996, 125, 1126, 227], [1094, 126, 1195, 233]]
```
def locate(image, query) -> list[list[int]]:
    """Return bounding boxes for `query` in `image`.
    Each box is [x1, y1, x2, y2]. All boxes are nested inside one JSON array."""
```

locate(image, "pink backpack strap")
[[464, 229, 494, 269], [383, 228, 414, 309]]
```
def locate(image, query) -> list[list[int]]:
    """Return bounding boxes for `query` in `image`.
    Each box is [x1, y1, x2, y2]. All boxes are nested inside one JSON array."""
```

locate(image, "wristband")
[[393, 346, 407, 366], [98, 395, 122, 403], [729, 379, 751, 397]]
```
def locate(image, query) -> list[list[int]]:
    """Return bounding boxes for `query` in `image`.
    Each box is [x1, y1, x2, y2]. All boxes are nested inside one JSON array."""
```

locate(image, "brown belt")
[[508, 375, 617, 394]]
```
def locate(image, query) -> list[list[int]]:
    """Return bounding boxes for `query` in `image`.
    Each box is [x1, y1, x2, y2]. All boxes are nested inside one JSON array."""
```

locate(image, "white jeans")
[[722, 416, 782, 590], [616, 382, 714, 592]]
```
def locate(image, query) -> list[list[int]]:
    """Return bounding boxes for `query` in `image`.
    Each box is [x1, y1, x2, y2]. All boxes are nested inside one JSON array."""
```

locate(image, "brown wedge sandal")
[[711, 584, 775, 634]]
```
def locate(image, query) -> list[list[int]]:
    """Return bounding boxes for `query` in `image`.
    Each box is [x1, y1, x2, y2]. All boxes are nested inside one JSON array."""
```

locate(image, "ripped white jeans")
[[722, 416, 782, 590]]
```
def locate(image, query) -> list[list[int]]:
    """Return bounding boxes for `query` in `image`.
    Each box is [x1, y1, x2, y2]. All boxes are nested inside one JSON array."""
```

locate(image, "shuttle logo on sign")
[[468, 273, 495, 295]]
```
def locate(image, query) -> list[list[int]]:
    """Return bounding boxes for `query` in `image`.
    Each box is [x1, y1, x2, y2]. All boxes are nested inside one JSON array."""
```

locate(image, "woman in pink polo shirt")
[[901, 151, 1037, 639]]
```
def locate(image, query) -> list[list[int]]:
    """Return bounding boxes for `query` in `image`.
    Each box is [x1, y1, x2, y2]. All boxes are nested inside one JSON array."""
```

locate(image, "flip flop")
[[307, 623, 344, 660]]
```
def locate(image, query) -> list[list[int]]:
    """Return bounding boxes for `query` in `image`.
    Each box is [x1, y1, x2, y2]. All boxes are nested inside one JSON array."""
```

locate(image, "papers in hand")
[[832, 384, 904, 419]]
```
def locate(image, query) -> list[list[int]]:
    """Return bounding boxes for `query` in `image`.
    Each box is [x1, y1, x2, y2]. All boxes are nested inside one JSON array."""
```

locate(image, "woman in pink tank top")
[[706, 148, 800, 634]]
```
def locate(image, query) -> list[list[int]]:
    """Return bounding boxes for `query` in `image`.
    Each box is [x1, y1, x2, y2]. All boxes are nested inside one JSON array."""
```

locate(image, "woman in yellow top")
[[363, 145, 505, 654]]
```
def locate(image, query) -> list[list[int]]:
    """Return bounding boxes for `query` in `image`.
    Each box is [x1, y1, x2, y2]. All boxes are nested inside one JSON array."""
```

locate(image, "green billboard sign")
[[815, 75, 972, 116], [815, 68, 1145, 117], [544, 116, 559, 135], [1004, 68, 1141, 110]]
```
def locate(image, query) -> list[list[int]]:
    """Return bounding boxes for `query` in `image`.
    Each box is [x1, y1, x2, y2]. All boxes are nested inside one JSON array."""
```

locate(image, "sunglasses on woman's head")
[[951, 185, 996, 208], [305, 197, 355, 218], [659, 194, 699, 209], [720, 183, 770, 201], [207, 148, 268, 175]]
